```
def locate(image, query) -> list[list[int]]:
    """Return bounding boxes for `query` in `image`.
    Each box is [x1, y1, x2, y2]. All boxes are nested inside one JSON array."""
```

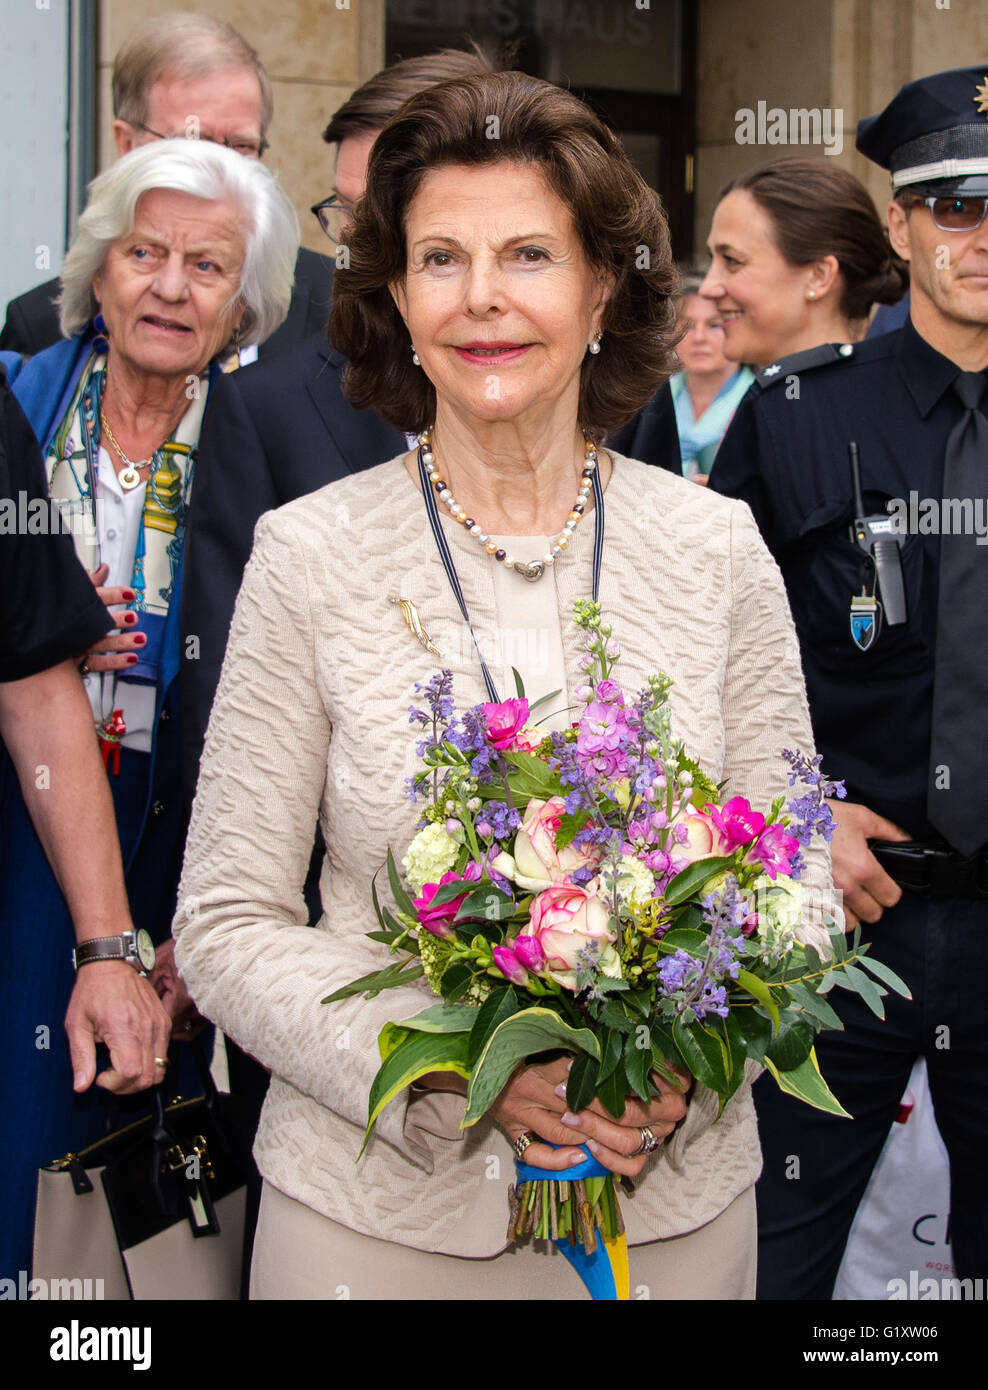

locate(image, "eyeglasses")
[[903, 194, 988, 232], [133, 122, 268, 159], [310, 193, 354, 244]]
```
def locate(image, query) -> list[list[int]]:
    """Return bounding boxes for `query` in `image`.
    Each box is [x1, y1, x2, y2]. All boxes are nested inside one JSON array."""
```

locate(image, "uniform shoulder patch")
[[756, 341, 857, 389]]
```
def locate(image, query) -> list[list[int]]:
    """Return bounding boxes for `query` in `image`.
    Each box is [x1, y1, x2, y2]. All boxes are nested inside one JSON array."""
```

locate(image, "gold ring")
[[154, 1057, 169, 1068]]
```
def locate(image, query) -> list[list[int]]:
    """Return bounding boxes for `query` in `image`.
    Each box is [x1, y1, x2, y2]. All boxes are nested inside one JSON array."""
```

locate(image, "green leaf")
[[838, 963, 887, 1018], [598, 1058, 629, 1118], [566, 1052, 600, 1112], [802, 943, 824, 976], [386, 847, 417, 919], [371, 865, 388, 931], [816, 970, 838, 994], [428, 879, 475, 907], [439, 962, 475, 1001], [599, 1000, 634, 1034], [720, 1011, 750, 1106], [455, 884, 515, 923], [787, 981, 843, 1031], [658, 927, 707, 953], [765, 1016, 815, 1071], [527, 688, 563, 716], [596, 1027, 625, 1085], [500, 752, 560, 803], [858, 952, 912, 999], [669, 903, 704, 934], [735, 968, 780, 1033], [398, 1002, 480, 1034], [363, 1029, 471, 1153], [732, 1006, 773, 1063], [763, 1049, 851, 1118], [664, 856, 735, 907], [467, 986, 519, 1066], [553, 810, 588, 853], [321, 960, 424, 1004], [623, 1030, 653, 1103], [512, 667, 525, 698], [672, 1015, 727, 1094], [464, 1007, 600, 1126]]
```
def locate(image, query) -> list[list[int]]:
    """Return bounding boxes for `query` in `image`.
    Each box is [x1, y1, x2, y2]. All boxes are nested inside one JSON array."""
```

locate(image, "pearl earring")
[[807, 291, 816, 300], [411, 348, 421, 366], [588, 333, 602, 355]]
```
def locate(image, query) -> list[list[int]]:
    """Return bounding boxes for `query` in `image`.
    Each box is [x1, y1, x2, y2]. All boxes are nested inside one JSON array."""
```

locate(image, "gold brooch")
[[389, 595, 441, 657], [976, 76, 988, 118]]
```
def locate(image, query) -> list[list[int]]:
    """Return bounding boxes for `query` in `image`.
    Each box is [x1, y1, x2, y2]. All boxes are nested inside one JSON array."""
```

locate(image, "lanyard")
[[417, 442, 605, 704]]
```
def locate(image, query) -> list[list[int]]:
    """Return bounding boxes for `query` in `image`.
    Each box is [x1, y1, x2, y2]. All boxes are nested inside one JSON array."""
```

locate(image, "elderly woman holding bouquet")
[[0, 138, 297, 1281], [174, 73, 833, 1299]]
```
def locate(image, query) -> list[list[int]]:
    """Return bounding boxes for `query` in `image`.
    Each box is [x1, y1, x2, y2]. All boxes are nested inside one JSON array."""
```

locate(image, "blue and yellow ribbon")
[[514, 1146, 629, 1301]]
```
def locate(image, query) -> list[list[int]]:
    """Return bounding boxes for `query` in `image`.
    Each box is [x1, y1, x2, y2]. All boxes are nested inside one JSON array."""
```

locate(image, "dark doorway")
[[385, 0, 697, 258]]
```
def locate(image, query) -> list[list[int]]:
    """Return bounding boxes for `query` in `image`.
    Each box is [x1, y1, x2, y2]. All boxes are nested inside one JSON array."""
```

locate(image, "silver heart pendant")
[[513, 559, 545, 582]]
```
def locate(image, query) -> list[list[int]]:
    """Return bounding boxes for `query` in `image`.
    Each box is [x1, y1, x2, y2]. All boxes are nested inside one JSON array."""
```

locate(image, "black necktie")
[[927, 371, 988, 856]]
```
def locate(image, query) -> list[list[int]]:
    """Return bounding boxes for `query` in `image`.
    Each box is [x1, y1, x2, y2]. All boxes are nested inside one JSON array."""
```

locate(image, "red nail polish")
[[122, 590, 136, 601], [126, 655, 138, 665], [133, 634, 147, 646]]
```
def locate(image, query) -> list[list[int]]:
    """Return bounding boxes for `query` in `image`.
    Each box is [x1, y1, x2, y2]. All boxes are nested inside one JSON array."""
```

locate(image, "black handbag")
[[33, 1042, 253, 1300]]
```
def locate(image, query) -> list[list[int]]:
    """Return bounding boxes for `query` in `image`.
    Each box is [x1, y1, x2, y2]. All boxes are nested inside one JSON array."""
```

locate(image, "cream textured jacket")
[[174, 452, 832, 1257]]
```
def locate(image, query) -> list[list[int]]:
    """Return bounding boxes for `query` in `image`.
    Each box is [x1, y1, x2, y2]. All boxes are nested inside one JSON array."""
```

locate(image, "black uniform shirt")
[[0, 371, 111, 682], [709, 319, 970, 839]]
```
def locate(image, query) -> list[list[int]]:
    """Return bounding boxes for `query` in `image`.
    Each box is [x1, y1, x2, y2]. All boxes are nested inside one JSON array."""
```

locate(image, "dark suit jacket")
[[0, 247, 335, 360], [604, 384, 682, 477], [180, 330, 406, 803]]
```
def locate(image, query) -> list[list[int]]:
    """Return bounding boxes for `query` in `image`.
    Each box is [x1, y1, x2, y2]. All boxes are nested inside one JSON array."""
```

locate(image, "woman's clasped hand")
[[492, 1056, 692, 1179]]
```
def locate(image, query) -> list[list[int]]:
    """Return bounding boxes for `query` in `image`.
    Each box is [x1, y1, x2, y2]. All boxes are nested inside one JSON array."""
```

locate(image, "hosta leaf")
[[363, 1029, 471, 1152], [464, 1008, 600, 1126], [467, 986, 519, 1066]]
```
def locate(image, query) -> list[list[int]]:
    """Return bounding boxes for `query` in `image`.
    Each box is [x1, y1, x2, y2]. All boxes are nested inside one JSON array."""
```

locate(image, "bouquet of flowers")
[[326, 601, 908, 1299]]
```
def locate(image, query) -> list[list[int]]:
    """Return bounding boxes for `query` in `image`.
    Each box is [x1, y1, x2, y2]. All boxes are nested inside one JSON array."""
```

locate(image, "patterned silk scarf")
[[45, 352, 206, 688]]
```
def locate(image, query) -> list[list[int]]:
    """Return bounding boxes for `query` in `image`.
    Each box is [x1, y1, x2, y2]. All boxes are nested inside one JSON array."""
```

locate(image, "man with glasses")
[[0, 12, 333, 360], [707, 66, 988, 1298]]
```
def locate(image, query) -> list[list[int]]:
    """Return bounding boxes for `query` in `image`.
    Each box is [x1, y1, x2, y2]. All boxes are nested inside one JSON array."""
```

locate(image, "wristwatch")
[[73, 929, 156, 976]]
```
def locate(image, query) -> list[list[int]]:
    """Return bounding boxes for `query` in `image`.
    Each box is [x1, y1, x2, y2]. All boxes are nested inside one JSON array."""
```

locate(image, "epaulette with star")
[[756, 341, 858, 389]]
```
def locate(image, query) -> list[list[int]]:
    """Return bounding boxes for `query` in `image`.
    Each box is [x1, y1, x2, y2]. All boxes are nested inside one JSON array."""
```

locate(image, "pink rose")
[[527, 882, 620, 992], [494, 797, 602, 893], [668, 804, 722, 868], [413, 864, 480, 938], [746, 824, 800, 881], [483, 698, 531, 750], [706, 796, 766, 851]]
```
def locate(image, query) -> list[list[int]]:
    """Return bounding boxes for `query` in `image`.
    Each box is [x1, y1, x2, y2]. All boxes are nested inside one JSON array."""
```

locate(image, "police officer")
[[707, 66, 988, 1297]]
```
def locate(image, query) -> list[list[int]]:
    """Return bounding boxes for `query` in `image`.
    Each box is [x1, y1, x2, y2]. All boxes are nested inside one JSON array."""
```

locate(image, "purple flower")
[[746, 823, 800, 880], [493, 945, 529, 986], [513, 934, 546, 973]]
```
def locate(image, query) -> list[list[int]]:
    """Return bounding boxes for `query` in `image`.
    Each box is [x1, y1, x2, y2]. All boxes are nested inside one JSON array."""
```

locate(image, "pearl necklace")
[[419, 429, 598, 583]]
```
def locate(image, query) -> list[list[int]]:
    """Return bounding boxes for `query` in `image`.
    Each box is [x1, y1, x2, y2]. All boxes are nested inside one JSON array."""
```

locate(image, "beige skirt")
[[250, 1179, 756, 1301]]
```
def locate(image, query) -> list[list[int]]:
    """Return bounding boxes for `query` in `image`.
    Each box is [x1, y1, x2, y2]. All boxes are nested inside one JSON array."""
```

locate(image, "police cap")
[[856, 66, 988, 196]]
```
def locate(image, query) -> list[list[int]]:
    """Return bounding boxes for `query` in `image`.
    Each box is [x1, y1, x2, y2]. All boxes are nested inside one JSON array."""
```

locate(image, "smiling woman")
[[0, 139, 299, 1276], [174, 71, 836, 1302]]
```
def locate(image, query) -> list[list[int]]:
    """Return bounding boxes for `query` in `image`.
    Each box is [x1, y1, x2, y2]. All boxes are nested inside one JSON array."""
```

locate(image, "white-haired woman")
[[0, 138, 297, 1280]]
